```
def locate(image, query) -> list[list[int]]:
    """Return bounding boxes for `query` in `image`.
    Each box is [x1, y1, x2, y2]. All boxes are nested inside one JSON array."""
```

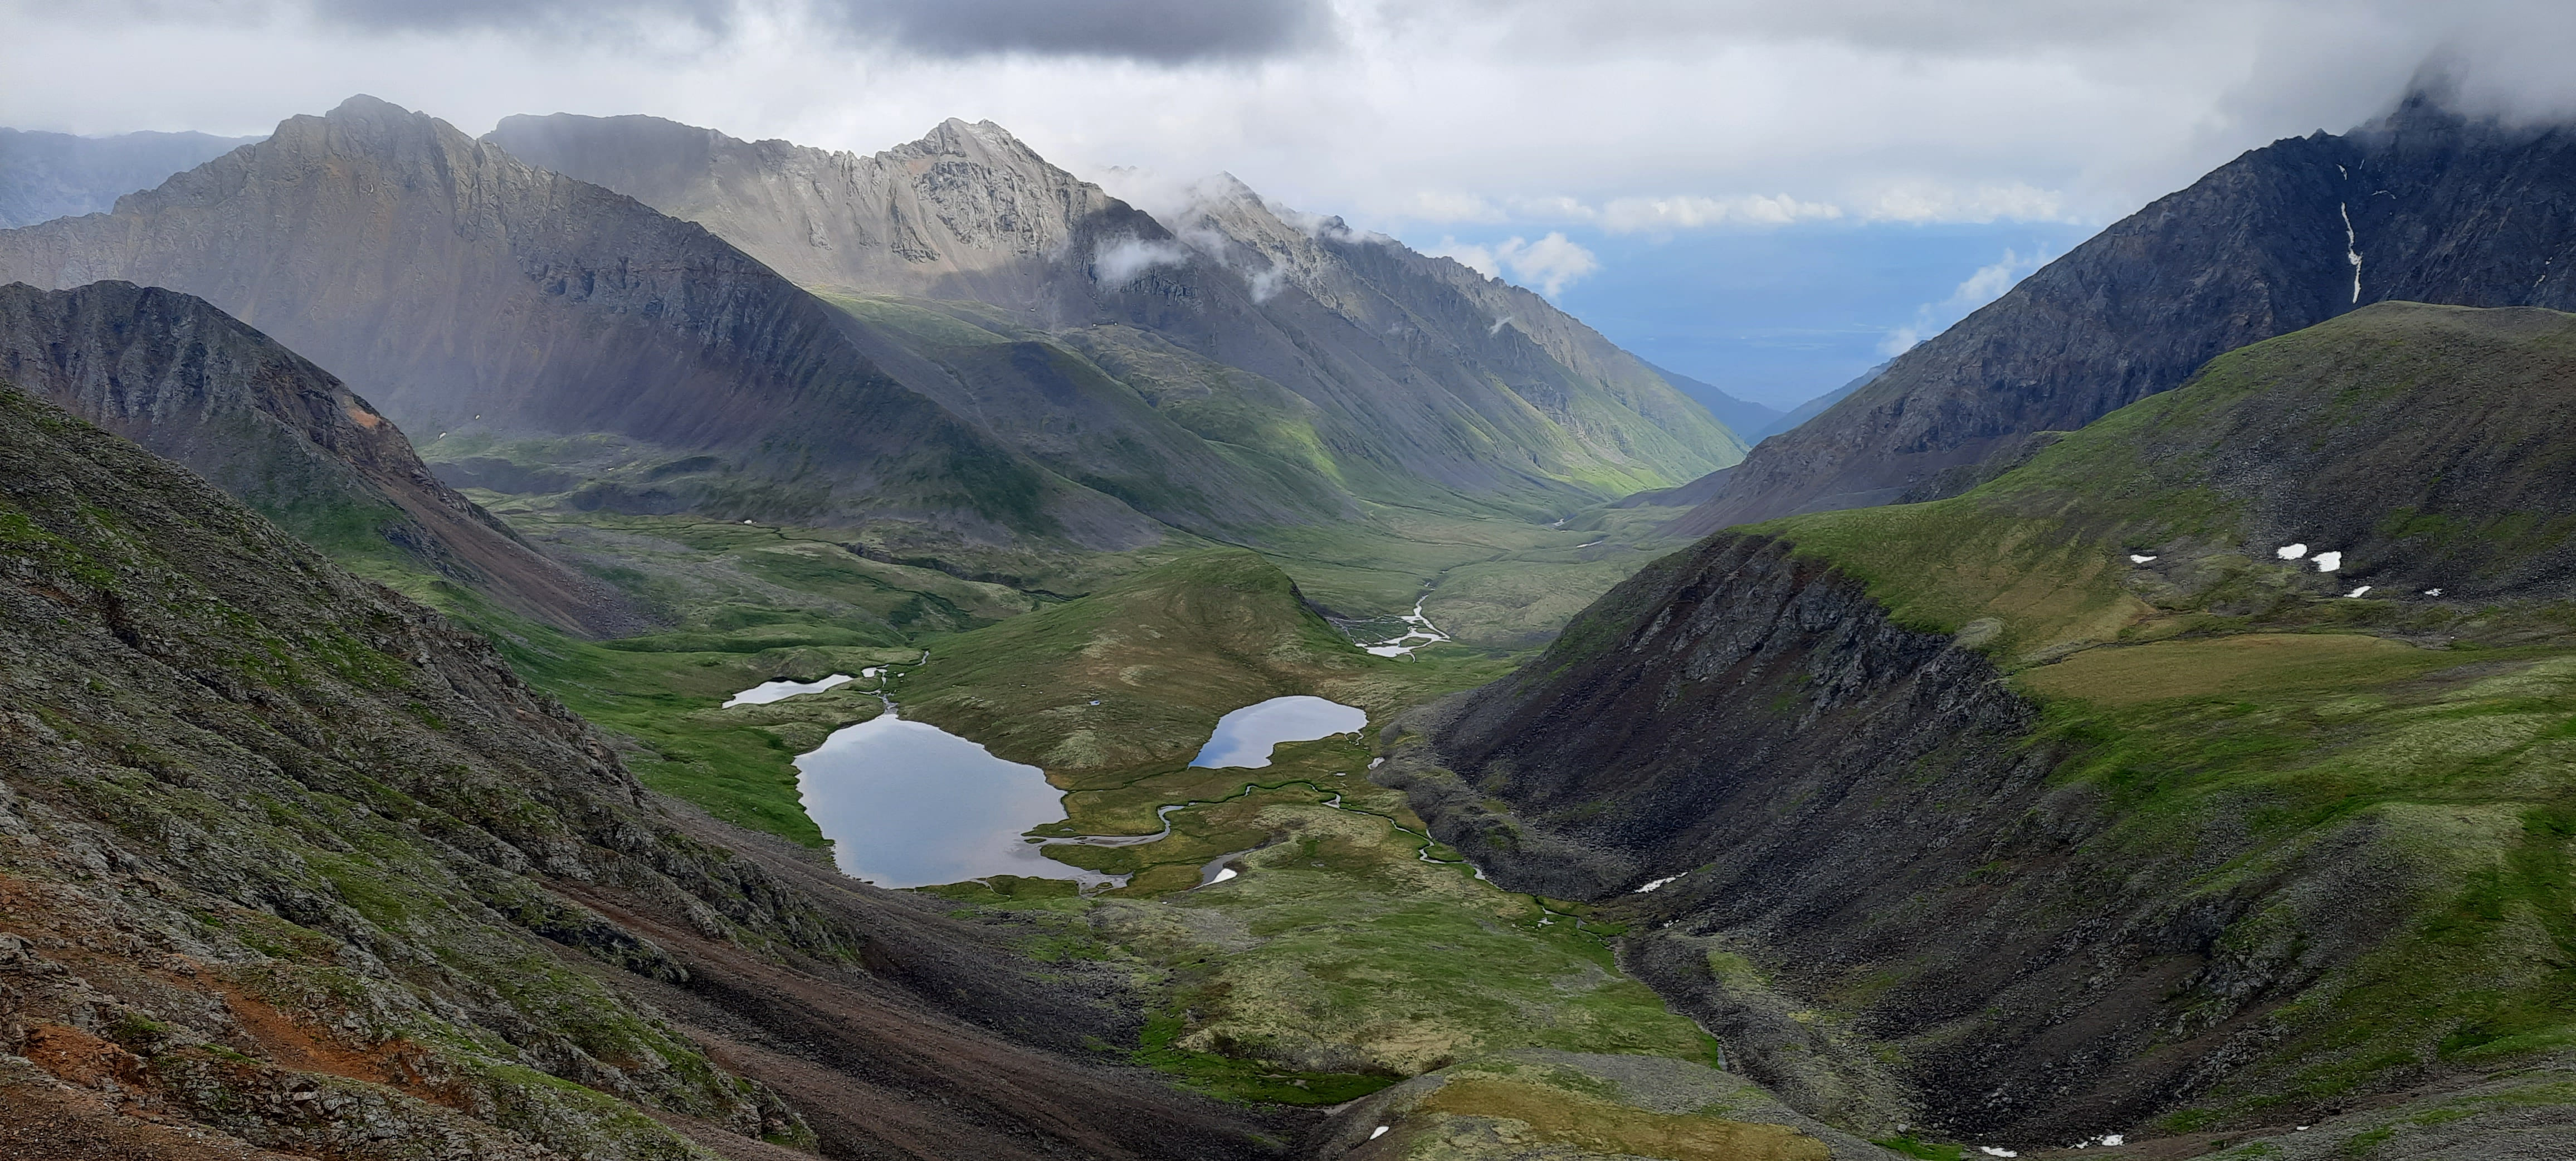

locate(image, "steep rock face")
[[490, 113, 1139, 306], [0, 279, 637, 636], [0, 96, 1149, 545], [491, 114, 1743, 504], [0, 128, 258, 228], [1676, 93, 2576, 533], [0, 387, 1296, 1158]]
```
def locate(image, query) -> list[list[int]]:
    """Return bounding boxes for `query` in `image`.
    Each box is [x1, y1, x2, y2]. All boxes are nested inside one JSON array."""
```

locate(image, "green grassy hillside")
[[1746, 303, 2576, 1132]]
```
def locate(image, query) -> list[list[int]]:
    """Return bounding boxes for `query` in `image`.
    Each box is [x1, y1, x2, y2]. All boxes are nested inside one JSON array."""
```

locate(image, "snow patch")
[[2345, 585, 2372, 598], [1979, 1149, 2019, 1158], [2128, 554, 2158, 564], [1369, 1125, 1389, 1139], [1635, 875, 1682, 894], [2341, 203, 2363, 303], [2315, 551, 2343, 572], [725, 674, 854, 708], [2424, 588, 2444, 596], [1211, 867, 1238, 884], [2276, 543, 2309, 560]]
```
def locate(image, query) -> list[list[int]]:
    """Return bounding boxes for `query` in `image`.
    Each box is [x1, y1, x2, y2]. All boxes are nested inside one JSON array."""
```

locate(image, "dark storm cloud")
[[819, 0, 1329, 63]]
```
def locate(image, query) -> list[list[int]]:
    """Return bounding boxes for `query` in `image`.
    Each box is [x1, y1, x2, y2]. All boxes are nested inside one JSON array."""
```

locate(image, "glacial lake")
[[793, 709, 1107, 889], [791, 694, 1369, 889], [1191, 696, 1369, 768]]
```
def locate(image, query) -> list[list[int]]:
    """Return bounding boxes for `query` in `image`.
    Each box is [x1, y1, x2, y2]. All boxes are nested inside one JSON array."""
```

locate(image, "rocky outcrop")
[[489, 114, 1145, 307], [0, 386, 1296, 1158], [0, 279, 638, 636], [0, 96, 1150, 545], [1677, 92, 2576, 533], [0, 128, 257, 228]]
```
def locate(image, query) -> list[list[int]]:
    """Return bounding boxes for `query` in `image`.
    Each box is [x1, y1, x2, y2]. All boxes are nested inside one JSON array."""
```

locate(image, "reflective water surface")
[[794, 709, 1107, 889], [1191, 695, 1369, 768]]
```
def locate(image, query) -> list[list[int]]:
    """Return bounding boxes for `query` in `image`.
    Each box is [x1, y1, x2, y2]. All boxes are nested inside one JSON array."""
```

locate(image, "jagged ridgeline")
[[0, 388, 1300, 1158], [0, 280, 636, 637], [1387, 303, 2576, 1152], [0, 95, 1743, 557], [1680, 91, 2576, 534], [485, 111, 1745, 510]]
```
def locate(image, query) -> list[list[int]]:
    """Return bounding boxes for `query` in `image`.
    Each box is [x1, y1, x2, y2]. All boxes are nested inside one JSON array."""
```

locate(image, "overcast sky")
[[9, 0, 2576, 408]]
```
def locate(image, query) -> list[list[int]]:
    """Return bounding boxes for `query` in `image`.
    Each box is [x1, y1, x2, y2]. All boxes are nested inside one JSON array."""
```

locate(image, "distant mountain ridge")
[[489, 113, 1746, 505], [0, 127, 259, 228], [0, 96, 1156, 547], [1675, 91, 2576, 535], [1641, 360, 1783, 441], [0, 279, 638, 636]]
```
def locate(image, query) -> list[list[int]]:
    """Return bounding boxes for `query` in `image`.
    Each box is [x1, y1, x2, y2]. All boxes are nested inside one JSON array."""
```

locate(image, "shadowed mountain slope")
[[1385, 303, 2576, 1149], [0, 382, 1299, 1158], [1676, 92, 2576, 535], [0, 279, 638, 636], [488, 114, 1743, 506], [0, 127, 260, 228], [0, 96, 1155, 547]]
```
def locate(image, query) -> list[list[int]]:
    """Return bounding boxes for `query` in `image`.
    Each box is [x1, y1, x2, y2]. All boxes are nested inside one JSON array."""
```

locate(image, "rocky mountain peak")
[[911, 116, 1045, 167]]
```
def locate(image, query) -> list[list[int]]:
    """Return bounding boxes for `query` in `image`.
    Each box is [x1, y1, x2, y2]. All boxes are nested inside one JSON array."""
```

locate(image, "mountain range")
[[1676, 92, 2576, 535], [489, 112, 1744, 508], [0, 97, 1744, 568]]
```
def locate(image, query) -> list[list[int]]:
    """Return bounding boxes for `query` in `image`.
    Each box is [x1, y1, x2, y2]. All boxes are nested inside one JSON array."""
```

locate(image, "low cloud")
[[1091, 235, 1195, 285], [1861, 181, 2068, 223], [1427, 232, 1600, 296], [1400, 185, 2065, 236], [1880, 247, 2048, 354], [1602, 193, 1845, 232]]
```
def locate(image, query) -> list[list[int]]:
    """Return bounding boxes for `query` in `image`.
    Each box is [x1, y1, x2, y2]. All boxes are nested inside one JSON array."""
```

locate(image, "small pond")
[[1191, 696, 1369, 768], [794, 709, 1110, 889], [724, 674, 854, 708], [792, 694, 1369, 889]]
